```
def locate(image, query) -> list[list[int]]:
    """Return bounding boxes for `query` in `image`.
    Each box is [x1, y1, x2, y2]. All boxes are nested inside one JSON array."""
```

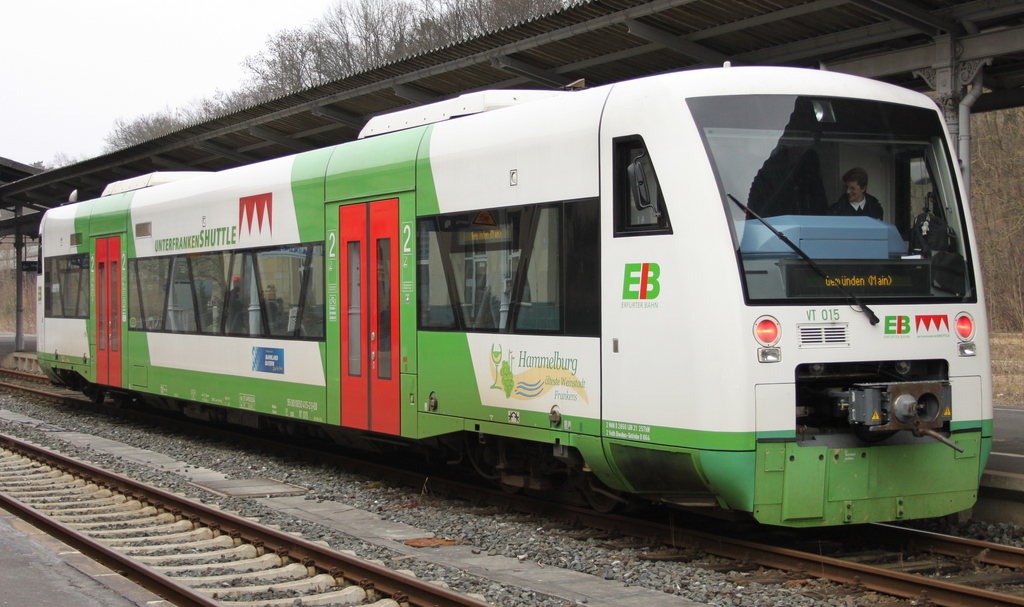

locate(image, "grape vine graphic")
[[501, 361, 515, 398]]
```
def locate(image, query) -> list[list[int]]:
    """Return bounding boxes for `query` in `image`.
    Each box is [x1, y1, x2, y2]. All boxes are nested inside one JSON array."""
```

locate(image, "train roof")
[[359, 89, 567, 138], [100, 171, 208, 197]]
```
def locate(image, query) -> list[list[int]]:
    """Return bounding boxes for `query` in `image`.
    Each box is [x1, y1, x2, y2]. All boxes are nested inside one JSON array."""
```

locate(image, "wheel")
[[499, 480, 523, 495], [583, 480, 623, 513], [109, 393, 135, 409], [82, 384, 105, 404]]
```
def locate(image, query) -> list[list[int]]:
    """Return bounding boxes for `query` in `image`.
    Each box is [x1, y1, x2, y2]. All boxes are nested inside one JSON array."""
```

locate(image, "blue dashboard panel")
[[738, 215, 906, 259]]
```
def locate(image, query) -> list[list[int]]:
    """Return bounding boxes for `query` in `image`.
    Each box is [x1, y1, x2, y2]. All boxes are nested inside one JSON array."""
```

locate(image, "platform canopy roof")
[[3, 0, 1024, 239]]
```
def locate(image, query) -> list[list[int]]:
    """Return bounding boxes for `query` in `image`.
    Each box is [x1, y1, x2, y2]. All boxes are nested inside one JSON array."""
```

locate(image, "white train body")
[[38, 67, 990, 526]]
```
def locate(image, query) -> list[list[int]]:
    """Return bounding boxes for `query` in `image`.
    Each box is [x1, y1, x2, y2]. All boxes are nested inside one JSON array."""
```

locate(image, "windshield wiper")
[[728, 194, 879, 326]]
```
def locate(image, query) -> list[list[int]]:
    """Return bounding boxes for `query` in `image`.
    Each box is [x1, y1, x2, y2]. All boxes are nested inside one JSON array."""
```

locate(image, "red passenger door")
[[339, 199, 400, 434], [95, 236, 122, 387]]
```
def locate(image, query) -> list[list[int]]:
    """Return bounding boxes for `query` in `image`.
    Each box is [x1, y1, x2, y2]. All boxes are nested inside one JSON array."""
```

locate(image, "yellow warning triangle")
[[871, 410, 881, 421], [943, 406, 952, 416], [472, 210, 498, 227]]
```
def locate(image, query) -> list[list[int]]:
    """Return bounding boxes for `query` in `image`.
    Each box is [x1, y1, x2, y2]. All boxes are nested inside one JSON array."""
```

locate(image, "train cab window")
[[689, 94, 975, 303], [417, 200, 599, 336], [614, 137, 672, 236], [44, 253, 90, 318]]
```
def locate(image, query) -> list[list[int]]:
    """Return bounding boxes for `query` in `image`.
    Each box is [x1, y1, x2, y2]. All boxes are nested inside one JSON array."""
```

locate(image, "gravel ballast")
[[0, 391, 1013, 606]]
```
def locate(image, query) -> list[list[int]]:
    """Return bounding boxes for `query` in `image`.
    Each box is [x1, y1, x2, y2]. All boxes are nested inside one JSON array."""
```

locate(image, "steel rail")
[[3, 376, 1022, 606], [541, 505, 1024, 607], [673, 529, 1024, 607], [0, 432, 489, 607], [0, 493, 223, 607], [866, 522, 1024, 569], [0, 368, 48, 383], [0, 447, 221, 607], [0, 381, 80, 403]]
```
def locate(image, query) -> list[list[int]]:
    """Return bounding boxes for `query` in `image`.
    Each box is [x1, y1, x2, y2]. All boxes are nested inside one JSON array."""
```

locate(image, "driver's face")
[[845, 181, 866, 203]]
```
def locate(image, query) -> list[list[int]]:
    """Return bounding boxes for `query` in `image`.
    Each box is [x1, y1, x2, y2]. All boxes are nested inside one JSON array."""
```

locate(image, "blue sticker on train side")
[[252, 347, 285, 374]]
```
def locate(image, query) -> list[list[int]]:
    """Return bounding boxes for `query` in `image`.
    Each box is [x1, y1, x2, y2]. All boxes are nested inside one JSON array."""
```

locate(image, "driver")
[[828, 167, 883, 220]]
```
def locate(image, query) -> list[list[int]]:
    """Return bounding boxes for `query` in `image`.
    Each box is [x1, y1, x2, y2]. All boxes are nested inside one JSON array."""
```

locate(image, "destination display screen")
[[782, 259, 932, 297]]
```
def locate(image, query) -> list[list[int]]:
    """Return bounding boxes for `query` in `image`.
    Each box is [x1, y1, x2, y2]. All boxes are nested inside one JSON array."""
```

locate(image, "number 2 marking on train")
[[402, 223, 413, 253]]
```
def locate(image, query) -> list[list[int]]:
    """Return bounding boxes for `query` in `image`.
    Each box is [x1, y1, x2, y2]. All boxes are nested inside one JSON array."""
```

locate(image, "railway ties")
[[6, 369, 1024, 606], [0, 434, 487, 607]]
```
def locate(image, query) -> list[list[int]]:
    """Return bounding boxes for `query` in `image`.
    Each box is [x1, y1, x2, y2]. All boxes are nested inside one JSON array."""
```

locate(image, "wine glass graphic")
[[490, 344, 503, 390]]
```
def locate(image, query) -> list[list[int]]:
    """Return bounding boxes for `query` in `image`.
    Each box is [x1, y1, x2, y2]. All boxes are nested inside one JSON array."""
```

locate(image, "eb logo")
[[884, 316, 911, 334], [884, 315, 950, 335], [623, 263, 661, 300]]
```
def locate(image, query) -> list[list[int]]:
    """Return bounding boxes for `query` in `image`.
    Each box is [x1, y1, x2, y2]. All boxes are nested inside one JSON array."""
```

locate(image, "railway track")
[[3, 369, 1024, 606], [0, 431, 488, 607]]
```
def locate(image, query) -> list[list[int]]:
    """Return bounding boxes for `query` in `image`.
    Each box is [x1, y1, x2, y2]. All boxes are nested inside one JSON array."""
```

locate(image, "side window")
[[417, 219, 456, 329], [417, 200, 600, 337], [255, 246, 307, 337], [418, 206, 559, 332], [564, 199, 601, 336], [129, 257, 170, 331], [614, 136, 672, 236], [298, 244, 325, 339], [127, 243, 325, 340], [44, 257, 64, 317], [225, 252, 257, 336], [44, 253, 90, 318], [67, 255, 91, 318], [166, 257, 199, 333], [192, 252, 230, 335], [514, 206, 561, 332]]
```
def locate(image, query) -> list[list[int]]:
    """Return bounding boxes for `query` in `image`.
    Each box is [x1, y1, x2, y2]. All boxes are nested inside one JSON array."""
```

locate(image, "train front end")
[[599, 67, 990, 526]]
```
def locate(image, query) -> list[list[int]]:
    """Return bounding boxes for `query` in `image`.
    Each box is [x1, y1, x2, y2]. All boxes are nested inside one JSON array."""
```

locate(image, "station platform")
[[0, 333, 38, 373], [0, 509, 169, 606]]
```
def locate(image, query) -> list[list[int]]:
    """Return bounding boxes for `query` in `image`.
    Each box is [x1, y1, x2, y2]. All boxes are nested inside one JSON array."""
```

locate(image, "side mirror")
[[628, 154, 660, 217]]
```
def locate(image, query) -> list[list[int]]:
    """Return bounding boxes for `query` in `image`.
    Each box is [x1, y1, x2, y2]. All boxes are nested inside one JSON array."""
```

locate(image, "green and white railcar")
[[37, 66, 991, 526]]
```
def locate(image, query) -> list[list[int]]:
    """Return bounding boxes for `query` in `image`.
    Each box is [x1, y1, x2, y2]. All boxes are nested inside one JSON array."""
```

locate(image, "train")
[[36, 65, 992, 527]]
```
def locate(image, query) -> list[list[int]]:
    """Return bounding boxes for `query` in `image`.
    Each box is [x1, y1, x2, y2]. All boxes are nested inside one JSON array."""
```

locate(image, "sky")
[[1, 0, 337, 167]]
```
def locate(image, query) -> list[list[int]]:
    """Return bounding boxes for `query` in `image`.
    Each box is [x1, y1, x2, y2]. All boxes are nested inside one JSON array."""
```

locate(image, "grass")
[[991, 333, 1024, 406]]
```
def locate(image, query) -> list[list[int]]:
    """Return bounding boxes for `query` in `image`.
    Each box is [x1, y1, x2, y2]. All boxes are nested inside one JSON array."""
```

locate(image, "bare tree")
[[48, 151, 89, 168], [102, 0, 566, 151], [179, 89, 258, 123], [336, 0, 418, 69], [411, 0, 487, 51], [241, 27, 340, 98], [969, 107, 1024, 331], [483, 0, 563, 29], [103, 108, 188, 153], [407, 0, 563, 53]]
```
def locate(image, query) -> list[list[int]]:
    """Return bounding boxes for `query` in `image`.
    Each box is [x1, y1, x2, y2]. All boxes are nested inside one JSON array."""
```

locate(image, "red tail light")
[[954, 313, 975, 340], [754, 316, 781, 346]]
